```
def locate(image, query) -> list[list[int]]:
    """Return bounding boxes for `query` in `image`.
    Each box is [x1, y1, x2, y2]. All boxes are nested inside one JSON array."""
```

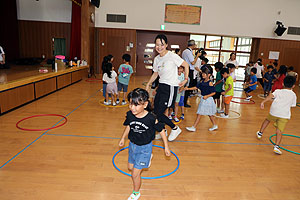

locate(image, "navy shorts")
[[244, 87, 254, 93], [213, 92, 222, 99], [117, 82, 128, 92], [128, 142, 152, 169]]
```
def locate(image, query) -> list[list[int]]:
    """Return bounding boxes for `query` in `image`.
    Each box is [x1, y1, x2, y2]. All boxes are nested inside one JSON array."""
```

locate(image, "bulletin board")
[[165, 4, 202, 25]]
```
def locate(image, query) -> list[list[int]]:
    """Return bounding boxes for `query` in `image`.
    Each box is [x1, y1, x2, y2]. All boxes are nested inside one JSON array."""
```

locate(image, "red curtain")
[[69, 0, 82, 60]]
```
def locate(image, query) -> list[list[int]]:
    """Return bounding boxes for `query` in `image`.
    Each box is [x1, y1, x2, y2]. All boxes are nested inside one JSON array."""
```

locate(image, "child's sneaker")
[[171, 112, 175, 117], [217, 109, 224, 113], [174, 117, 180, 122], [121, 100, 127, 105], [186, 126, 196, 132], [168, 126, 182, 141], [220, 113, 229, 118], [245, 97, 250, 101], [168, 115, 172, 120], [116, 99, 120, 104], [155, 129, 168, 140], [128, 192, 141, 200], [112, 102, 117, 106], [180, 114, 184, 120], [248, 95, 252, 99], [208, 125, 218, 131], [104, 101, 111, 105], [273, 145, 282, 155], [256, 131, 263, 139]]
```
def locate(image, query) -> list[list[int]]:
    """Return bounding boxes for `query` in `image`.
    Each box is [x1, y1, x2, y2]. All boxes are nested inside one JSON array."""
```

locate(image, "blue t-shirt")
[[264, 71, 275, 82], [249, 75, 257, 90], [118, 64, 133, 85], [196, 80, 216, 96]]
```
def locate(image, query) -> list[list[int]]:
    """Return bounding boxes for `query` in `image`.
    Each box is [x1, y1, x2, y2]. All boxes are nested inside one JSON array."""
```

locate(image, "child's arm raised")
[[119, 125, 130, 147]]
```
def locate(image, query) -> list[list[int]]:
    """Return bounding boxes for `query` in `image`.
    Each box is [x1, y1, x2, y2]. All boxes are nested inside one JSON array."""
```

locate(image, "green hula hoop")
[[269, 134, 300, 155]]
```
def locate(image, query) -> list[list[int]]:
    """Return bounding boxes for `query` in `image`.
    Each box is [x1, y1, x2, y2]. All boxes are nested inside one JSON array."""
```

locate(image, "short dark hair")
[[257, 58, 262, 62], [202, 57, 209, 63], [283, 76, 296, 88], [267, 65, 274, 69], [201, 64, 213, 75], [214, 62, 224, 70], [175, 49, 181, 54], [155, 34, 168, 44], [127, 88, 151, 111], [288, 66, 294, 71], [278, 65, 287, 75], [226, 63, 235, 69], [220, 67, 229, 75], [251, 67, 257, 74], [122, 54, 131, 62]]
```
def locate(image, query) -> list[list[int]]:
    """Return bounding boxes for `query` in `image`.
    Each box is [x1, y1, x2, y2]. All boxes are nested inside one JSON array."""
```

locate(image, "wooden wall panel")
[[97, 28, 137, 74], [255, 38, 300, 83], [35, 77, 57, 98], [0, 84, 34, 113], [57, 73, 72, 89], [18, 20, 71, 60]]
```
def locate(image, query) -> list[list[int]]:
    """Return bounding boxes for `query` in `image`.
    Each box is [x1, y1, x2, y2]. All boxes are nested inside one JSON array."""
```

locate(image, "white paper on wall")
[[269, 51, 280, 60]]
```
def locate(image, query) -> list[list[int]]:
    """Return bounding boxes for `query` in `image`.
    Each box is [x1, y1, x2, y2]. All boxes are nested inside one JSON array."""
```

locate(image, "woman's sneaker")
[[174, 117, 180, 122], [256, 131, 263, 139], [168, 126, 182, 141], [186, 126, 196, 132], [208, 125, 218, 131], [273, 145, 282, 155], [128, 192, 141, 200]]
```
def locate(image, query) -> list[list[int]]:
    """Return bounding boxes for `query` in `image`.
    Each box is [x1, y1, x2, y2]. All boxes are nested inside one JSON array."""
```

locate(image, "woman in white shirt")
[[254, 58, 264, 87], [224, 53, 239, 81], [146, 34, 189, 142]]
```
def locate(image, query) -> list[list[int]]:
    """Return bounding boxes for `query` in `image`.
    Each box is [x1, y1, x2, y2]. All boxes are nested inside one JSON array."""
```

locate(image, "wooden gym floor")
[[0, 75, 300, 200]]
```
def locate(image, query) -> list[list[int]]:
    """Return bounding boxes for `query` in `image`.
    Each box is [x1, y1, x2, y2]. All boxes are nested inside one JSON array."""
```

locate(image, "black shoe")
[[184, 104, 191, 108]]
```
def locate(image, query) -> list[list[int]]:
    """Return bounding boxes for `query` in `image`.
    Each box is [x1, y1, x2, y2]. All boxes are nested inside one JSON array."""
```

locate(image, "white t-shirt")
[[254, 63, 264, 78], [102, 70, 117, 83], [0, 46, 5, 62], [270, 89, 297, 119], [224, 59, 239, 67], [153, 51, 184, 86]]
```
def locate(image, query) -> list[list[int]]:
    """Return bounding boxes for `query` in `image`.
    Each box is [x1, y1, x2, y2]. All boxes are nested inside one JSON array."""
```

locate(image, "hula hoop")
[[214, 110, 241, 119], [112, 144, 180, 179], [269, 134, 300, 155], [297, 103, 300, 107], [234, 88, 244, 92], [98, 100, 128, 108], [16, 114, 67, 131], [142, 81, 148, 86], [173, 119, 182, 125], [85, 78, 102, 83], [231, 97, 255, 104]]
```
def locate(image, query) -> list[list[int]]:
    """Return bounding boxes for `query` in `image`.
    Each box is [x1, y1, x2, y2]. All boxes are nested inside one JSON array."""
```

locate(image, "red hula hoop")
[[231, 97, 255, 104], [85, 78, 102, 83], [16, 114, 68, 131]]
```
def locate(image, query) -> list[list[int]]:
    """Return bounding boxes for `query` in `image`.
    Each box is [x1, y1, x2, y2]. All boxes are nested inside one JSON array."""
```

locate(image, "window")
[[236, 37, 252, 52], [190, 34, 205, 49], [236, 53, 250, 66], [220, 52, 232, 64], [205, 51, 219, 64], [221, 37, 236, 51], [206, 36, 221, 50]]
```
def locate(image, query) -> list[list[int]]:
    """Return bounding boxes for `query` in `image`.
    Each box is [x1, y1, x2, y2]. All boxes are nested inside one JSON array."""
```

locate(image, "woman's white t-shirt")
[[153, 51, 184, 86], [224, 59, 239, 67]]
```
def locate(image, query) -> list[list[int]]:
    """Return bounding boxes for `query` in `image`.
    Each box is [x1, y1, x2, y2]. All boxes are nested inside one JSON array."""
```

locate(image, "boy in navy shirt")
[[244, 68, 258, 101], [263, 65, 275, 97]]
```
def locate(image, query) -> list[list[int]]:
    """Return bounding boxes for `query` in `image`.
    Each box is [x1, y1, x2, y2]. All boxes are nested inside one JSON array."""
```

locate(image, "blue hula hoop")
[[112, 144, 180, 179], [269, 134, 300, 155]]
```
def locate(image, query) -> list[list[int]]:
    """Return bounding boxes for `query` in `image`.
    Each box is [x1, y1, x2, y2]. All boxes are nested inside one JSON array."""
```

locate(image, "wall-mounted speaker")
[[91, 0, 100, 8], [274, 21, 287, 36]]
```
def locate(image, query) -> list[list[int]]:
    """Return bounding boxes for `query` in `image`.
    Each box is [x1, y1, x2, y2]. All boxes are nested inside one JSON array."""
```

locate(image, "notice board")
[[165, 4, 202, 25]]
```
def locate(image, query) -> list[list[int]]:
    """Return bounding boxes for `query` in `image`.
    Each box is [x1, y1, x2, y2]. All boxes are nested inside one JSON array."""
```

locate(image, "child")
[[227, 63, 236, 82], [263, 65, 275, 96], [102, 63, 118, 106], [102, 55, 114, 104], [272, 65, 287, 92], [117, 54, 134, 105], [119, 88, 171, 200], [186, 65, 218, 131], [256, 76, 297, 155], [174, 66, 185, 122], [254, 58, 264, 88], [287, 66, 298, 82], [220, 68, 234, 118], [244, 63, 252, 83], [244, 68, 258, 101], [213, 62, 224, 113]]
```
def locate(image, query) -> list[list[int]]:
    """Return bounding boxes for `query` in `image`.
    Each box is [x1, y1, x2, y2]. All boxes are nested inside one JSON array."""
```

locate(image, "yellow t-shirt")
[[225, 76, 234, 96]]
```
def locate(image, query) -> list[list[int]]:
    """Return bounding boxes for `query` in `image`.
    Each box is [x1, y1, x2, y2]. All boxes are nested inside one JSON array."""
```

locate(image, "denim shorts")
[[128, 141, 152, 169], [117, 82, 128, 92]]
